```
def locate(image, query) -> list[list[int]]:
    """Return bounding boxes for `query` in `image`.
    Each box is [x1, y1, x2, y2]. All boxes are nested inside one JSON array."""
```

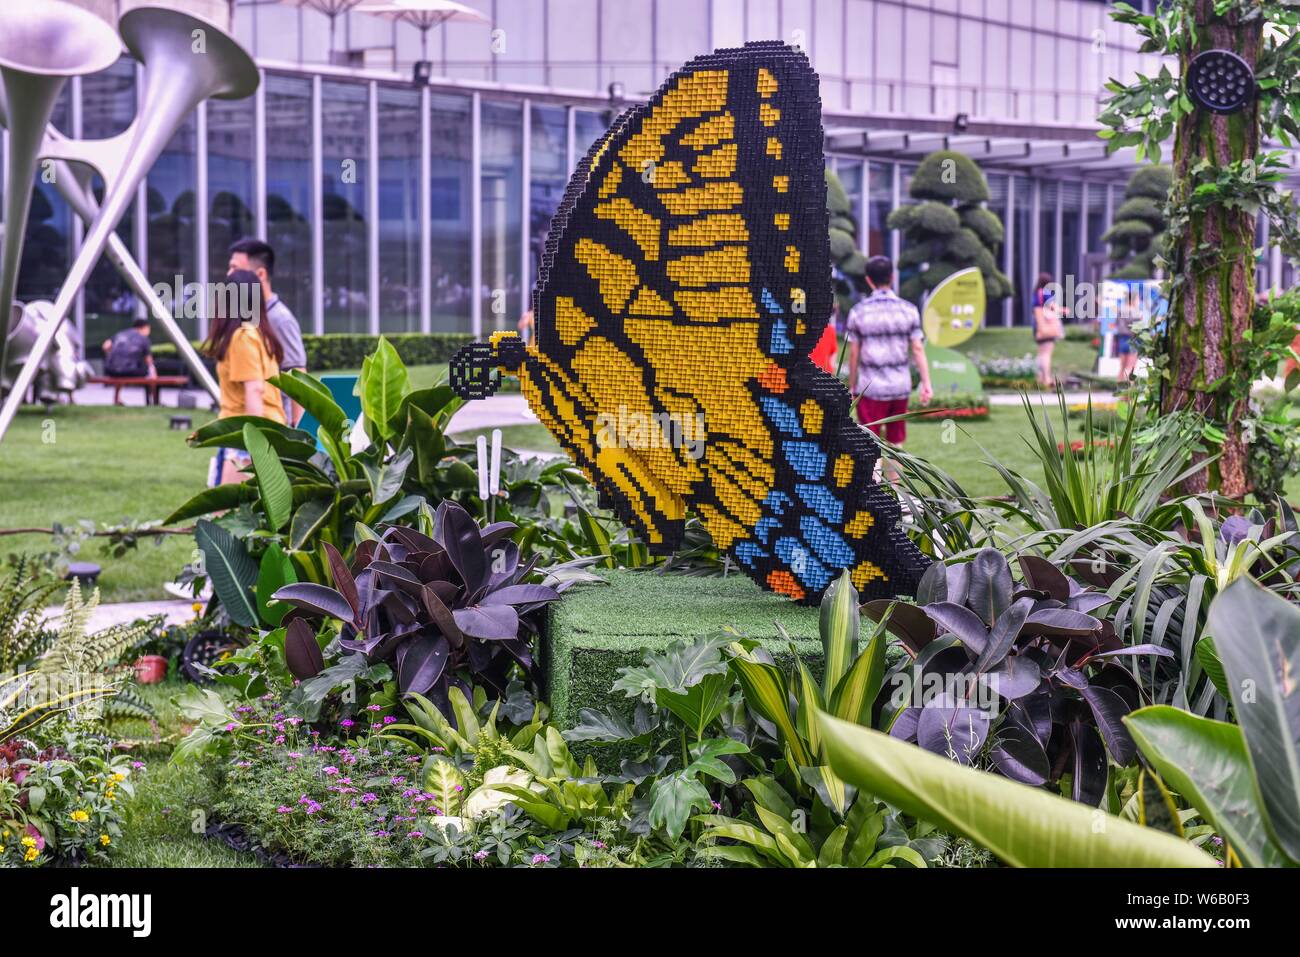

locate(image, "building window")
[[264, 73, 314, 335], [82, 60, 138, 349], [1038, 180, 1059, 283], [1060, 181, 1083, 288], [320, 79, 369, 334], [867, 162, 894, 257], [1013, 177, 1035, 325], [377, 85, 421, 332], [207, 93, 257, 287], [430, 93, 472, 333], [529, 104, 568, 294], [480, 100, 523, 334]]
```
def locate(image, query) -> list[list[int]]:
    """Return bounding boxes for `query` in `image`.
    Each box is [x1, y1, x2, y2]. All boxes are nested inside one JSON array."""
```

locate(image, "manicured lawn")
[[955, 327, 1100, 383], [0, 406, 211, 603]]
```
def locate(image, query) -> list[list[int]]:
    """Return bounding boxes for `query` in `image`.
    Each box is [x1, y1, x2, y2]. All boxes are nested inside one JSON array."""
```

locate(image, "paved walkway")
[[41, 598, 199, 633]]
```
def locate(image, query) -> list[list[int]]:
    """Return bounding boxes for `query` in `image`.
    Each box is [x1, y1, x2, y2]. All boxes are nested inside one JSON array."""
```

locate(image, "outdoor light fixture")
[[607, 80, 625, 107], [1186, 49, 1256, 114], [953, 112, 969, 132], [412, 59, 433, 85]]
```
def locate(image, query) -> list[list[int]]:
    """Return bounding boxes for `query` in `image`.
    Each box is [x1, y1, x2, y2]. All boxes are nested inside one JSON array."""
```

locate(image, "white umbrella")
[[355, 0, 489, 63], [281, 0, 370, 63]]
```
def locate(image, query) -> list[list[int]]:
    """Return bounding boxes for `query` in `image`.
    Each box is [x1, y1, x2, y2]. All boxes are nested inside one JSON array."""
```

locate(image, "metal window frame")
[[889, 160, 900, 263], [70, 76, 85, 340], [311, 74, 324, 334], [521, 100, 532, 309], [254, 69, 268, 238], [196, 99, 210, 340], [471, 91, 483, 338], [132, 66, 148, 324], [368, 79, 380, 335], [420, 84, 432, 333]]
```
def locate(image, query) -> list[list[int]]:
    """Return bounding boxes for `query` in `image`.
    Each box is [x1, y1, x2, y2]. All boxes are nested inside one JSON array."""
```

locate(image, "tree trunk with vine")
[[1163, 0, 1261, 497]]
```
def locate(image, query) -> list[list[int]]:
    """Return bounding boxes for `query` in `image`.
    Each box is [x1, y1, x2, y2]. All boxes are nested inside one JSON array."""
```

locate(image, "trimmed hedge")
[[152, 332, 474, 372], [543, 569, 823, 741]]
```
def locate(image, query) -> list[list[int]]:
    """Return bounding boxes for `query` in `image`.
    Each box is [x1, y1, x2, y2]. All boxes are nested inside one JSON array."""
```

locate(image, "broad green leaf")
[[1125, 705, 1286, 868], [289, 498, 332, 552], [358, 336, 409, 443], [163, 482, 256, 524], [728, 642, 813, 767], [830, 619, 888, 725], [361, 447, 413, 506], [422, 756, 468, 817], [255, 542, 297, 627], [817, 711, 1215, 868], [819, 569, 859, 695], [1205, 576, 1300, 862], [647, 771, 713, 840], [1194, 636, 1230, 700], [194, 519, 259, 628], [242, 422, 294, 531], [270, 369, 347, 436]]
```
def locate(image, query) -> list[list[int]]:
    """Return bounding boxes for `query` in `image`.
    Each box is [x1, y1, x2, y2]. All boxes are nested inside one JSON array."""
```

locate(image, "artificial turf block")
[[542, 568, 824, 732]]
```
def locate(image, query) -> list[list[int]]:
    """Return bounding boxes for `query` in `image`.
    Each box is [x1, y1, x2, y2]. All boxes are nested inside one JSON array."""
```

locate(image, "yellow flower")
[[21, 836, 36, 848], [111, 772, 126, 783], [100, 834, 111, 846], [71, 809, 90, 823], [23, 847, 38, 862]]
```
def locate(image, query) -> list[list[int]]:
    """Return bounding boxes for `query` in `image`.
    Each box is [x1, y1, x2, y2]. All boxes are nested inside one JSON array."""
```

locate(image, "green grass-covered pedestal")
[[542, 568, 823, 731]]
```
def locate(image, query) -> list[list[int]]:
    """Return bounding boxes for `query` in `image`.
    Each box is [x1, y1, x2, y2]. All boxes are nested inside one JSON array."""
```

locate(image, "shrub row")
[[152, 332, 475, 372]]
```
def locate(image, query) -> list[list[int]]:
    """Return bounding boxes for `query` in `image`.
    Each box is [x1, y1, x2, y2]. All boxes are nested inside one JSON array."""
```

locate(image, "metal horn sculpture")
[[0, 5, 259, 440], [0, 0, 120, 382]]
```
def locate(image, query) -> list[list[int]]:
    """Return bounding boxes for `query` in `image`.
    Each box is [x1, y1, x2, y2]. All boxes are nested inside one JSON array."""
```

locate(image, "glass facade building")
[[6, 0, 1285, 351]]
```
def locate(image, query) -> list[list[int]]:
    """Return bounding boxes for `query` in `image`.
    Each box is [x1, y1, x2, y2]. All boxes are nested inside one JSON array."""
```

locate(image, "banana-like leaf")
[[819, 569, 859, 696], [242, 422, 294, 531], [358, 336, 409, 443], [289, 498, 332, 552], [1125, 705, 1287, 868], [195, 519, 260, 628], [1205, 576, 1300, 862], [270, 369, 348, 436], [163, 482, 257, 524], [817, 710, 1215, 868]]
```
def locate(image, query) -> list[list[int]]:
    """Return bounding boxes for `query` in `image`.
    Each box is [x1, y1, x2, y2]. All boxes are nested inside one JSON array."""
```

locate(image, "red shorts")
[[857, 396, 908, 444]]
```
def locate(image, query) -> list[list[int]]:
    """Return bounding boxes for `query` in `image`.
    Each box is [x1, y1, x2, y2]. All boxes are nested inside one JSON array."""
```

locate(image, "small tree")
[[825, 168, 868, 316], [1104, 165, 1173, 279], [1099, 0, 1300, 497], [887, 150, 1012, 305]]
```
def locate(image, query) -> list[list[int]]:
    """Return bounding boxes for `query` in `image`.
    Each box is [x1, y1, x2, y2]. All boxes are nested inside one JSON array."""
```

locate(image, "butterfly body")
[[453, 42, 930, 604]]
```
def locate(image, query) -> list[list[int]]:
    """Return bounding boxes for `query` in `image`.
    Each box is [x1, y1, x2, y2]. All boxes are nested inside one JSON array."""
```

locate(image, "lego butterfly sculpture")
[[450, 41, 930, 604]]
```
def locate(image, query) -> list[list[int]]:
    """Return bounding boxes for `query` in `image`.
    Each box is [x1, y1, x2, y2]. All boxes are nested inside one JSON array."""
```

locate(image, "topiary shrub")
[[1104, 164, 1172, 280], [825, 168, 868, 316], [890, 151, 1011, 304]]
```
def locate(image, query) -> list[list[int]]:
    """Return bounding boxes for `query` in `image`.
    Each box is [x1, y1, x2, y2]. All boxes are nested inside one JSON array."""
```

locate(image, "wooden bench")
[[89, 374, 191, 406]]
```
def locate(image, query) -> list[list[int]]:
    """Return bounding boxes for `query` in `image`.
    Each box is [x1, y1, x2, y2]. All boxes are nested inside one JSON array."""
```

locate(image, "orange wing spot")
[[757, 68, 778, 97], [773, 174, 789, 193], [784, 245, 800, 272], [766, 137, 783, 160], [767, 570, 805, 601], [833, 453, 854, 487], [774, 212, 790, 230], [759, 103, 781, 126], [757, 362, 788, 394], [851, 561, 887, 590]]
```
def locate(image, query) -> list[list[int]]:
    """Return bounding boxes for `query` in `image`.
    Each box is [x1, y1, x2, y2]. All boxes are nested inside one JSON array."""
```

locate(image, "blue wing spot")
[[769, 318, 794, 355], [761, 288, 784, 314], [759, 396, 802, 437], [734, 540, 767, 568], [796, 483, 844, 525], [775, 536, 832, 592], [754, 516, 780, 545], [782, 441, 826, 481], [799, 515, 855, 569], [764, 490, 793, 515]]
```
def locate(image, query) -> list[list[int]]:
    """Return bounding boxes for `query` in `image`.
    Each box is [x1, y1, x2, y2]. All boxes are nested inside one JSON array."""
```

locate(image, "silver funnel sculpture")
[[0, 5, 259, 440], [0, 0, 120, 379]]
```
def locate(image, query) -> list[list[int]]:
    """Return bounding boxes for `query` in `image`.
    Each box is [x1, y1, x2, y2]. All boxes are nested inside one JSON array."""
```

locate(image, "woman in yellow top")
[[203, 268, 286, 484]]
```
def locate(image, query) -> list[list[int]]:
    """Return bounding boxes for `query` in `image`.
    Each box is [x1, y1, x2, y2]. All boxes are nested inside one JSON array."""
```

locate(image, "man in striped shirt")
[[846, 256, 932, 455]]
